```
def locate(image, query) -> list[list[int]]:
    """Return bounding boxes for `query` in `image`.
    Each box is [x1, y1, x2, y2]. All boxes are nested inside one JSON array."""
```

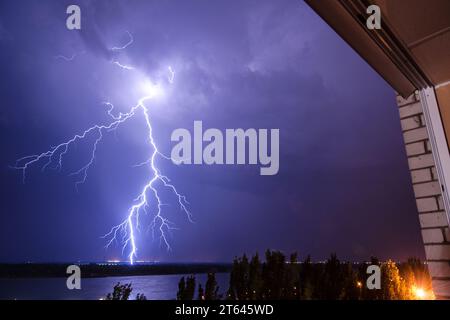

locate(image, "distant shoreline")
[[0, 263, 232, 278]]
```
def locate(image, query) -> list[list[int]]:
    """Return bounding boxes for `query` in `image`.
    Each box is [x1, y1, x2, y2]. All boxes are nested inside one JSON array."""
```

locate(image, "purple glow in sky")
[[0, 0, 424, 263]]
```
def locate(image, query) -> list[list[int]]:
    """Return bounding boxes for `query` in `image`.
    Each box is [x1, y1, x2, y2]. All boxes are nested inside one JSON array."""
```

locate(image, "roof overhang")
[[305, 0, 450, 98]]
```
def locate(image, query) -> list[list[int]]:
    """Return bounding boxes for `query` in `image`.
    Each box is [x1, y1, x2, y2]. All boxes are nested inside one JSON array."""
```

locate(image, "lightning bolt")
[[54, 51, 86, 62], [168, 66, 175, 84], [111, 31, 134, 51], [110, 31, 135, 70], [102, 94, 193, 264], [13, 32, 192, 265]]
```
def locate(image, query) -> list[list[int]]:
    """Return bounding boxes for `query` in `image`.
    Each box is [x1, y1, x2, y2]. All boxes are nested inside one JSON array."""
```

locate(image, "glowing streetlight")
[[412, 285, 434, 300], [415, 288, 426, 299]]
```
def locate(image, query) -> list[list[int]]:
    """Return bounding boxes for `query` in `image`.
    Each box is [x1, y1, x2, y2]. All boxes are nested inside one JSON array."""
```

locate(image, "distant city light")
[[107, 260, 121, 263]]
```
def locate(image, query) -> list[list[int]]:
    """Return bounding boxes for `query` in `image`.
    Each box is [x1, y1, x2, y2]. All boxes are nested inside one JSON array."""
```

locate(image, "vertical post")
[[397, 91, 450, 299]]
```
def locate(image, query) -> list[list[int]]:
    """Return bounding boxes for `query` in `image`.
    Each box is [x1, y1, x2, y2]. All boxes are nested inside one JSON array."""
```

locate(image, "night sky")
[[0, 0, 424, 263]]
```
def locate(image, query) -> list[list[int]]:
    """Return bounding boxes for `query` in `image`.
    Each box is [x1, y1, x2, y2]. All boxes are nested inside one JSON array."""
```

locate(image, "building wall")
[[436, 84, 450, 150], [397, 92, 450, 299]]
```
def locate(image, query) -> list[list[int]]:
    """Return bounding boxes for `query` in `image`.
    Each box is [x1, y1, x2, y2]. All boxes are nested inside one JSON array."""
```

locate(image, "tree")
[[177, 275, 196, 300], [314, 253, 344, 299], [198, 284, 205, 300], [177, 277, 186, 300], [381, 260, 407, 300], [106, 282, 133, 300], [249, 253, 262, 300], [205, 273, 220, 300], [185, 275, 196, 300], [262, 250, 286, 299], [299, 255, 313, 300], [401, 263, 416, 300], [226, 257, 239, 300], [340, 263, 360, 300], [136, 293, 147, 300], [237, 254, 250, 299], [227, 254, 250, 300], [286, 252, 300, 299]]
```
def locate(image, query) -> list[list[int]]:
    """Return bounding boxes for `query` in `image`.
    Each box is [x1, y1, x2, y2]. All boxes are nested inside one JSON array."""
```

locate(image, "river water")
[[0, 273, 230, 300]]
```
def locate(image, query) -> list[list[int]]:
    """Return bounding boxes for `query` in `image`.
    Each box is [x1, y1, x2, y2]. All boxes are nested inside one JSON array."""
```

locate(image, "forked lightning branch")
[[12, 31, 280, 264], [12, 32, 192, 265]]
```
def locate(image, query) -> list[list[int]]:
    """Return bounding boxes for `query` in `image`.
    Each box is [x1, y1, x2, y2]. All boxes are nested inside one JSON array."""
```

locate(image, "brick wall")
[[397, 92, 450, 299]]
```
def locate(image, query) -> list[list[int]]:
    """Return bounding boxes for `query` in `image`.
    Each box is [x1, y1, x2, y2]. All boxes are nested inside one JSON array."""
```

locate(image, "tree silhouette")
[[198, 284, 205, 300], [381, 260, 407, 300], [205, 273, 220, 300], [249, 253, 262, 300], [176, 250, 432, 300], [177, 277, 185, 300], [177, 275, 196, 300], [106, 282, 132, 300]]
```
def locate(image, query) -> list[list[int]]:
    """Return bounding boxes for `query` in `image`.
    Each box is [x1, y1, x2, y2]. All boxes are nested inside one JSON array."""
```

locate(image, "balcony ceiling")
[[305, 0, 450, 97]]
